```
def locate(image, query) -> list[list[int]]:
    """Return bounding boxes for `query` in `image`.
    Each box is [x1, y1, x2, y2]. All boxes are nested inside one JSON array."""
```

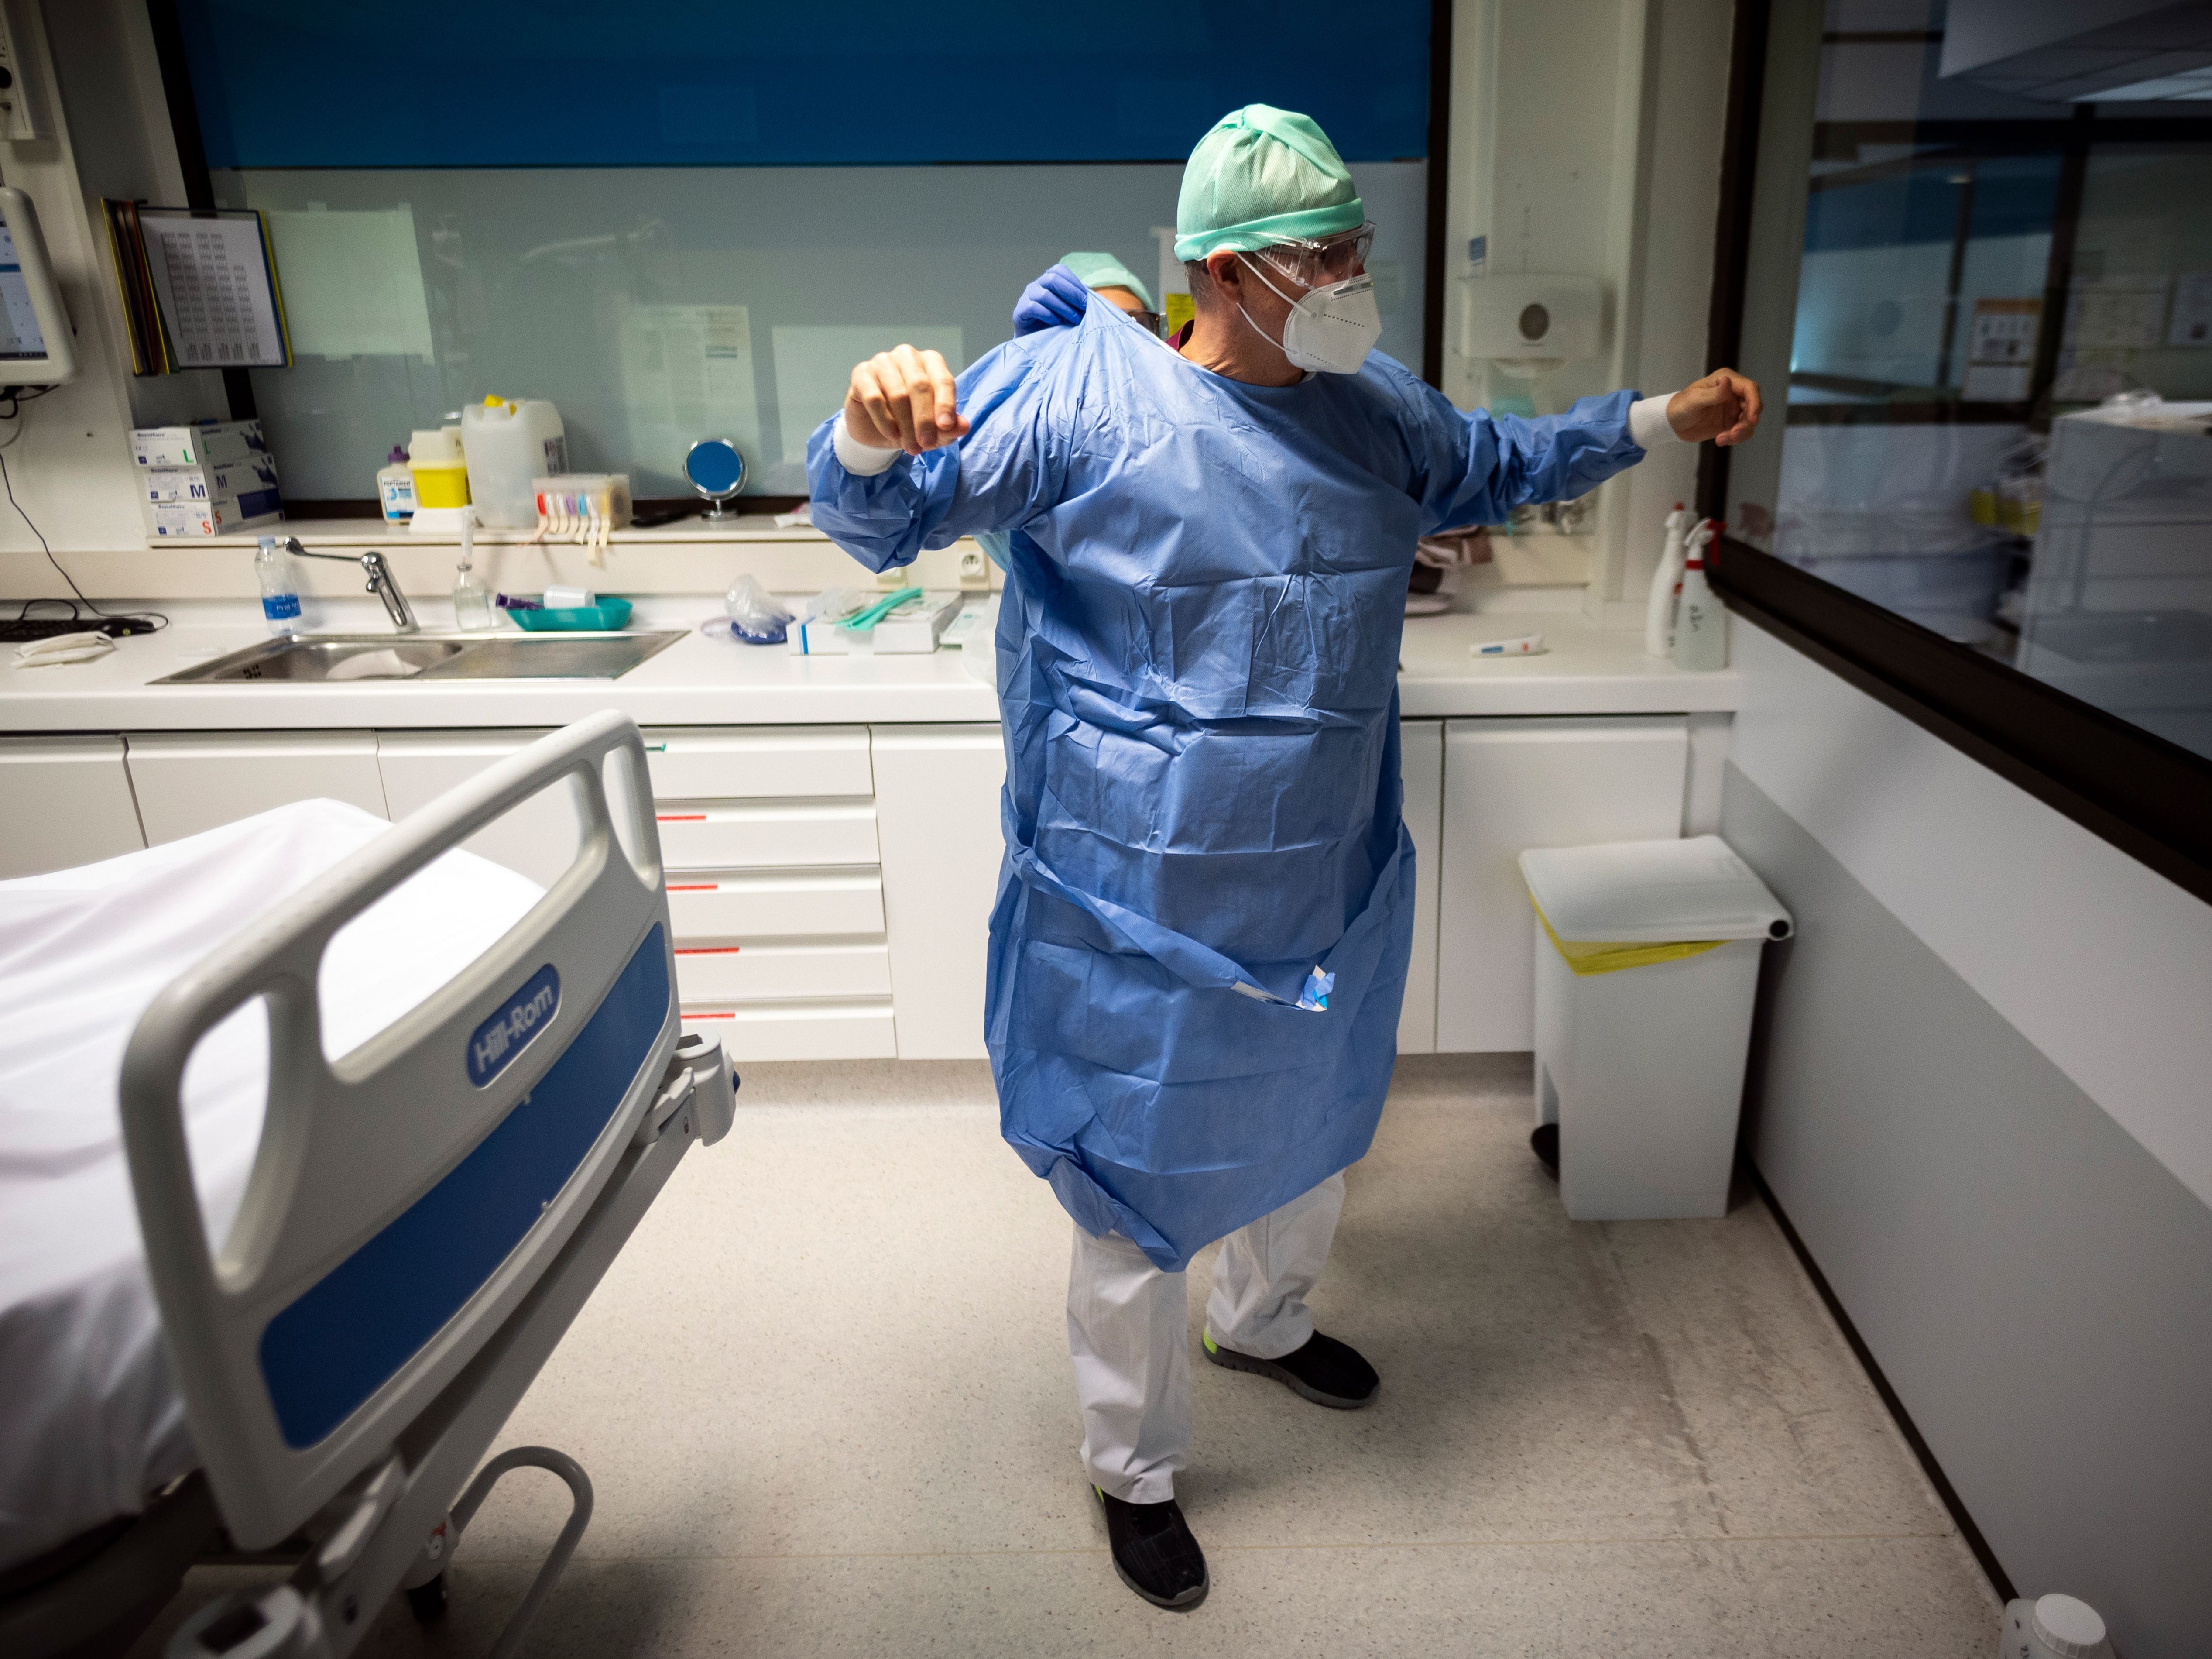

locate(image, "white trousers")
[[1065, 1172, 1346, 1503]]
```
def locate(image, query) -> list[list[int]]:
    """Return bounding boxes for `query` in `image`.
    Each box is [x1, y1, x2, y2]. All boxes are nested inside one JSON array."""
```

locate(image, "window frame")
[[1698, 0, 2212, 910]]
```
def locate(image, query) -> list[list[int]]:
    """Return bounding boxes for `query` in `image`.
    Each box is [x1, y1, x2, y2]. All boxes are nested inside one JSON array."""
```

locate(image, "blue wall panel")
[[178, 1, 1433, 168]]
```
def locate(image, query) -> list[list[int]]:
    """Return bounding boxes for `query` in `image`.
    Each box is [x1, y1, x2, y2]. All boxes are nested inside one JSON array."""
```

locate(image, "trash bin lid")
[[1517, 836, 1792, 943]]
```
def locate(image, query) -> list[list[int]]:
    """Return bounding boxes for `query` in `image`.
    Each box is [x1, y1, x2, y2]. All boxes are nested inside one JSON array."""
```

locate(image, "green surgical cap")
[[1173, 104, 1364, 263], [1059, 251, 1154, 311]]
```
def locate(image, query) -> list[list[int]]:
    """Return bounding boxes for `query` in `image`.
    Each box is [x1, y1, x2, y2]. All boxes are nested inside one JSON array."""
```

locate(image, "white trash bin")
[[1517, 836, 1792, 1221]]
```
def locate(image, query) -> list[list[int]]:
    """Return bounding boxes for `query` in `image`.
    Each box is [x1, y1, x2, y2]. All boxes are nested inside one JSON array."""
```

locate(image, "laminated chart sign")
[[619, 303, 763, 495], [137, 209, 290, 369]]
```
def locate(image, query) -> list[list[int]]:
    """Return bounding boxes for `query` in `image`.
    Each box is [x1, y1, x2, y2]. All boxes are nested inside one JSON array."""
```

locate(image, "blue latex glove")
[[1012, 263, 1090, 335]]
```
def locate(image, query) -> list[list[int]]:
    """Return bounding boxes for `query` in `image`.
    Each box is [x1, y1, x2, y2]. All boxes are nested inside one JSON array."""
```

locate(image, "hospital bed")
[[0, 710, 734, 1659]]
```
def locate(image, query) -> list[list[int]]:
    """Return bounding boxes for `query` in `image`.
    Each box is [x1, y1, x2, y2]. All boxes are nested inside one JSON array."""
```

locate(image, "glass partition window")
[[1728, 0, 2212, 762], [170, 0, 1437, 501], [208, 165, 1428, 500]]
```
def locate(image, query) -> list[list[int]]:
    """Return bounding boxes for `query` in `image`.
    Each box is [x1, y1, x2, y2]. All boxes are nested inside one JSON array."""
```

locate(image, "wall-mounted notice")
[[2168, 273, 2212, 348], [620, 303, 764, 492], [265, 206, 433, 360], [137, 208, 290, 368], [1962, 297, 2041, 402]]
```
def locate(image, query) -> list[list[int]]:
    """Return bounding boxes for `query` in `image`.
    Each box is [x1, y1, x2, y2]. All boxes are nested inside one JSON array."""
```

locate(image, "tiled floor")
[[131, 1056, 1998, 1657]]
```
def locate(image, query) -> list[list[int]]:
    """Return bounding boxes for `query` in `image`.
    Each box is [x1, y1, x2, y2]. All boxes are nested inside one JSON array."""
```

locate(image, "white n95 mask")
[[1239, 257, 1382, 374]]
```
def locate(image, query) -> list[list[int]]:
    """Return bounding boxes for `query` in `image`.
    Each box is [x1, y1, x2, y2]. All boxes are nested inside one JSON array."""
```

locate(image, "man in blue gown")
[[808, 104, 1761, 1610]]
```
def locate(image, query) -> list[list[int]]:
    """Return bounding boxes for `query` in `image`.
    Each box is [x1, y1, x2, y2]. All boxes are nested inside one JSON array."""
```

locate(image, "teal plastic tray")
[[508, 598, 633, 631]]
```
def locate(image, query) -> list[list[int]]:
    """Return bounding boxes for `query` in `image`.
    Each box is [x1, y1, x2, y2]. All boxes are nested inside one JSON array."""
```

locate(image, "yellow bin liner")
[[1532, 895, 1729, 977]]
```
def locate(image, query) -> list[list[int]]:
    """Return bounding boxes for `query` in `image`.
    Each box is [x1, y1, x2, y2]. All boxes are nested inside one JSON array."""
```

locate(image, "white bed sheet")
[[0, 799, 545, 1570]]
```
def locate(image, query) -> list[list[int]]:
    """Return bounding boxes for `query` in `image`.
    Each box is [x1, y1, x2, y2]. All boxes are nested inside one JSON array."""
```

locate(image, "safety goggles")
[[1125, 309, 1166, 338], [1252, 221, 1376, 289]]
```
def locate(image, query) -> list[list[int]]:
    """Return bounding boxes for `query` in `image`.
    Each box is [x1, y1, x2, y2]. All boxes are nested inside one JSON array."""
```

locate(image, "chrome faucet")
[[283, 538, 419, 634]]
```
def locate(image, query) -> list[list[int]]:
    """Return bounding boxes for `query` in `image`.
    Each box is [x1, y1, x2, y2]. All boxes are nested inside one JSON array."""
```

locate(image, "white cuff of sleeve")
[[832, 413, 901, 476], [1629, 394, 1680, 450]]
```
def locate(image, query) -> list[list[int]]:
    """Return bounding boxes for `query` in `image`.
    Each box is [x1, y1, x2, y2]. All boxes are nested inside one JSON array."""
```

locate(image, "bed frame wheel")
[[406, 1573, 448, 1622]]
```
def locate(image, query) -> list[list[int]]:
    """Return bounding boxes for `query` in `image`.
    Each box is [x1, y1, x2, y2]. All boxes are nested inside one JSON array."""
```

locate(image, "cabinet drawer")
[[680, 1000, 898, 1061], [673, 942, 892, 1002], [655, 800, 879, 870], [125, 731, 388, 844], [0, 736, 146, 877], [665, 870, 885, 940], [641, 727, 872, 800]]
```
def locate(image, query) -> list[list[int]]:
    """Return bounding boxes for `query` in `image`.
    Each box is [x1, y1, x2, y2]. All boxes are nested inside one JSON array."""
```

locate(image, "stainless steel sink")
[[152, 631, 685, 685]]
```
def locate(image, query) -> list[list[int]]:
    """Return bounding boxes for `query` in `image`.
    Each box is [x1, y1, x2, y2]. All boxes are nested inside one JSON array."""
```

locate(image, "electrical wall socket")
[[957, 546, 991, 589], [0, 3, 51, 143]]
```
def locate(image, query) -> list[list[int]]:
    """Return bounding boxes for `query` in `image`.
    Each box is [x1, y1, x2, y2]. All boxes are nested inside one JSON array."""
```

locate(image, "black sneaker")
[[1202, 1328, 1379, 1409], [1530, 1121, 1560, 1178], [1092, 1485, 1208, 1610]]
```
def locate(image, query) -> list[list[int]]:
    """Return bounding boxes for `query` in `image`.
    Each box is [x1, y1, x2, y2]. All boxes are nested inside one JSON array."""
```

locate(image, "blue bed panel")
[[258, 926, 669, 1449]]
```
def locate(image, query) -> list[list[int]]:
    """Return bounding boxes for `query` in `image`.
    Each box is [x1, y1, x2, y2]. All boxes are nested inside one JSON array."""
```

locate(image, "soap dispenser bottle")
[[377, 446, 417, 524]]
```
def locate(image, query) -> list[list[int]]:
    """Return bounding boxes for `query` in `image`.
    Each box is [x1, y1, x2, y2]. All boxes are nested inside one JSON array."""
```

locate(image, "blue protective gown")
[[809, 297, 1646, 1270]]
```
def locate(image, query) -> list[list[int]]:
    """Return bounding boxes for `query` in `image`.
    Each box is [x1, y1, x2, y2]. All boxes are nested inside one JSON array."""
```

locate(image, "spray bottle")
[[1672, 519, 1727, 671], [1644, 504, 1689, 658]]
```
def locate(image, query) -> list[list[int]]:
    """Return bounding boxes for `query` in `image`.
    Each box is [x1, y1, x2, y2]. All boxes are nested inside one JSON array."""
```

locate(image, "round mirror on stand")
[[684, 437, 747, 519]]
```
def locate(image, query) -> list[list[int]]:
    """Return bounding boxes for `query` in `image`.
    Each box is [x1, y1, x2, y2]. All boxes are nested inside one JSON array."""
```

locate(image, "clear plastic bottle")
[[453, 568, 492, 631], [255, 536, 302, 636], [452, 509, 493, 630]]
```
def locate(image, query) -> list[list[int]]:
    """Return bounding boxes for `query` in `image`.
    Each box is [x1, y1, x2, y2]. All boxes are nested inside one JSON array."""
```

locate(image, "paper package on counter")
[[149, 497, 282, 537], [142, 457, 279, 506], [788, 591, 967, 655], [130, 419, 272, 471], [133, 421, 282, 536]]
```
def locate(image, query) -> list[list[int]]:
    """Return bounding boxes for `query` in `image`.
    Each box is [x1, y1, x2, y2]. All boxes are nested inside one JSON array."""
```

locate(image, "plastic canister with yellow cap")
[[462, 396, 568, 528]]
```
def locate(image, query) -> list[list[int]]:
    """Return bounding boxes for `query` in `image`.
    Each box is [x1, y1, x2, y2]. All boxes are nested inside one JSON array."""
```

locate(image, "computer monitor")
[[0, 185, 74, 386]]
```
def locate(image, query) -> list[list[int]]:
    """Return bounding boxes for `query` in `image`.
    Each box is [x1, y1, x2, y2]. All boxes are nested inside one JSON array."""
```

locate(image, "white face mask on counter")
[[1237, 255, 1382, 375]]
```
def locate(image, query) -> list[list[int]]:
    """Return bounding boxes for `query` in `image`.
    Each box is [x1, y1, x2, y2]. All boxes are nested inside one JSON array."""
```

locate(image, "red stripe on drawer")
[[684, 1011, 736, 1020], [657, 814, 706, 822], [666, 883, 716, 892], [673, 947, 741, 955]]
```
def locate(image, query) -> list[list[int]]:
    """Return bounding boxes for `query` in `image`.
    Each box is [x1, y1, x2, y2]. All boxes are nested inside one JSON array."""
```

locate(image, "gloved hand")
[[1012, 264, 1091, 335]]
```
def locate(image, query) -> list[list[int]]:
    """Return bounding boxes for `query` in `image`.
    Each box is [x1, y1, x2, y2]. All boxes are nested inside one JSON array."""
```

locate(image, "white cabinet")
[[124, 731, 388, 845], [640, 726, 874, 800], [869, 719, 1447, 1062], [63, 705, 1702, 1067], [1398, 720, 1444, 1054], [641, 725, 895, 1062], [375, 729, 576, 888], [1435, 717, 1689, 1052], [0, 735, 146, 877], [870, 724, 1007, 1059]]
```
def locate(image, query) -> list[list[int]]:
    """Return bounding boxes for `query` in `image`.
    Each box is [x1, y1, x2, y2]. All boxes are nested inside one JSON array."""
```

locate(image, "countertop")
[[0, 599, 1739, 732]]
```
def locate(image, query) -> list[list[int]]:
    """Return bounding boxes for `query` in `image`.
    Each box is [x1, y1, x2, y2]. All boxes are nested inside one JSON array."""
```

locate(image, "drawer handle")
[[684, 1010, 736, 1020], [657, 814, 706, 822], [673, 946, 742, 955], [666, 883, 717, 892]]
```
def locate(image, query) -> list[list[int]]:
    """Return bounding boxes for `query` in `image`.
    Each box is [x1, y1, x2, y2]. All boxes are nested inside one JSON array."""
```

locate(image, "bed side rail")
[[119, 711, 679, 1549]]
